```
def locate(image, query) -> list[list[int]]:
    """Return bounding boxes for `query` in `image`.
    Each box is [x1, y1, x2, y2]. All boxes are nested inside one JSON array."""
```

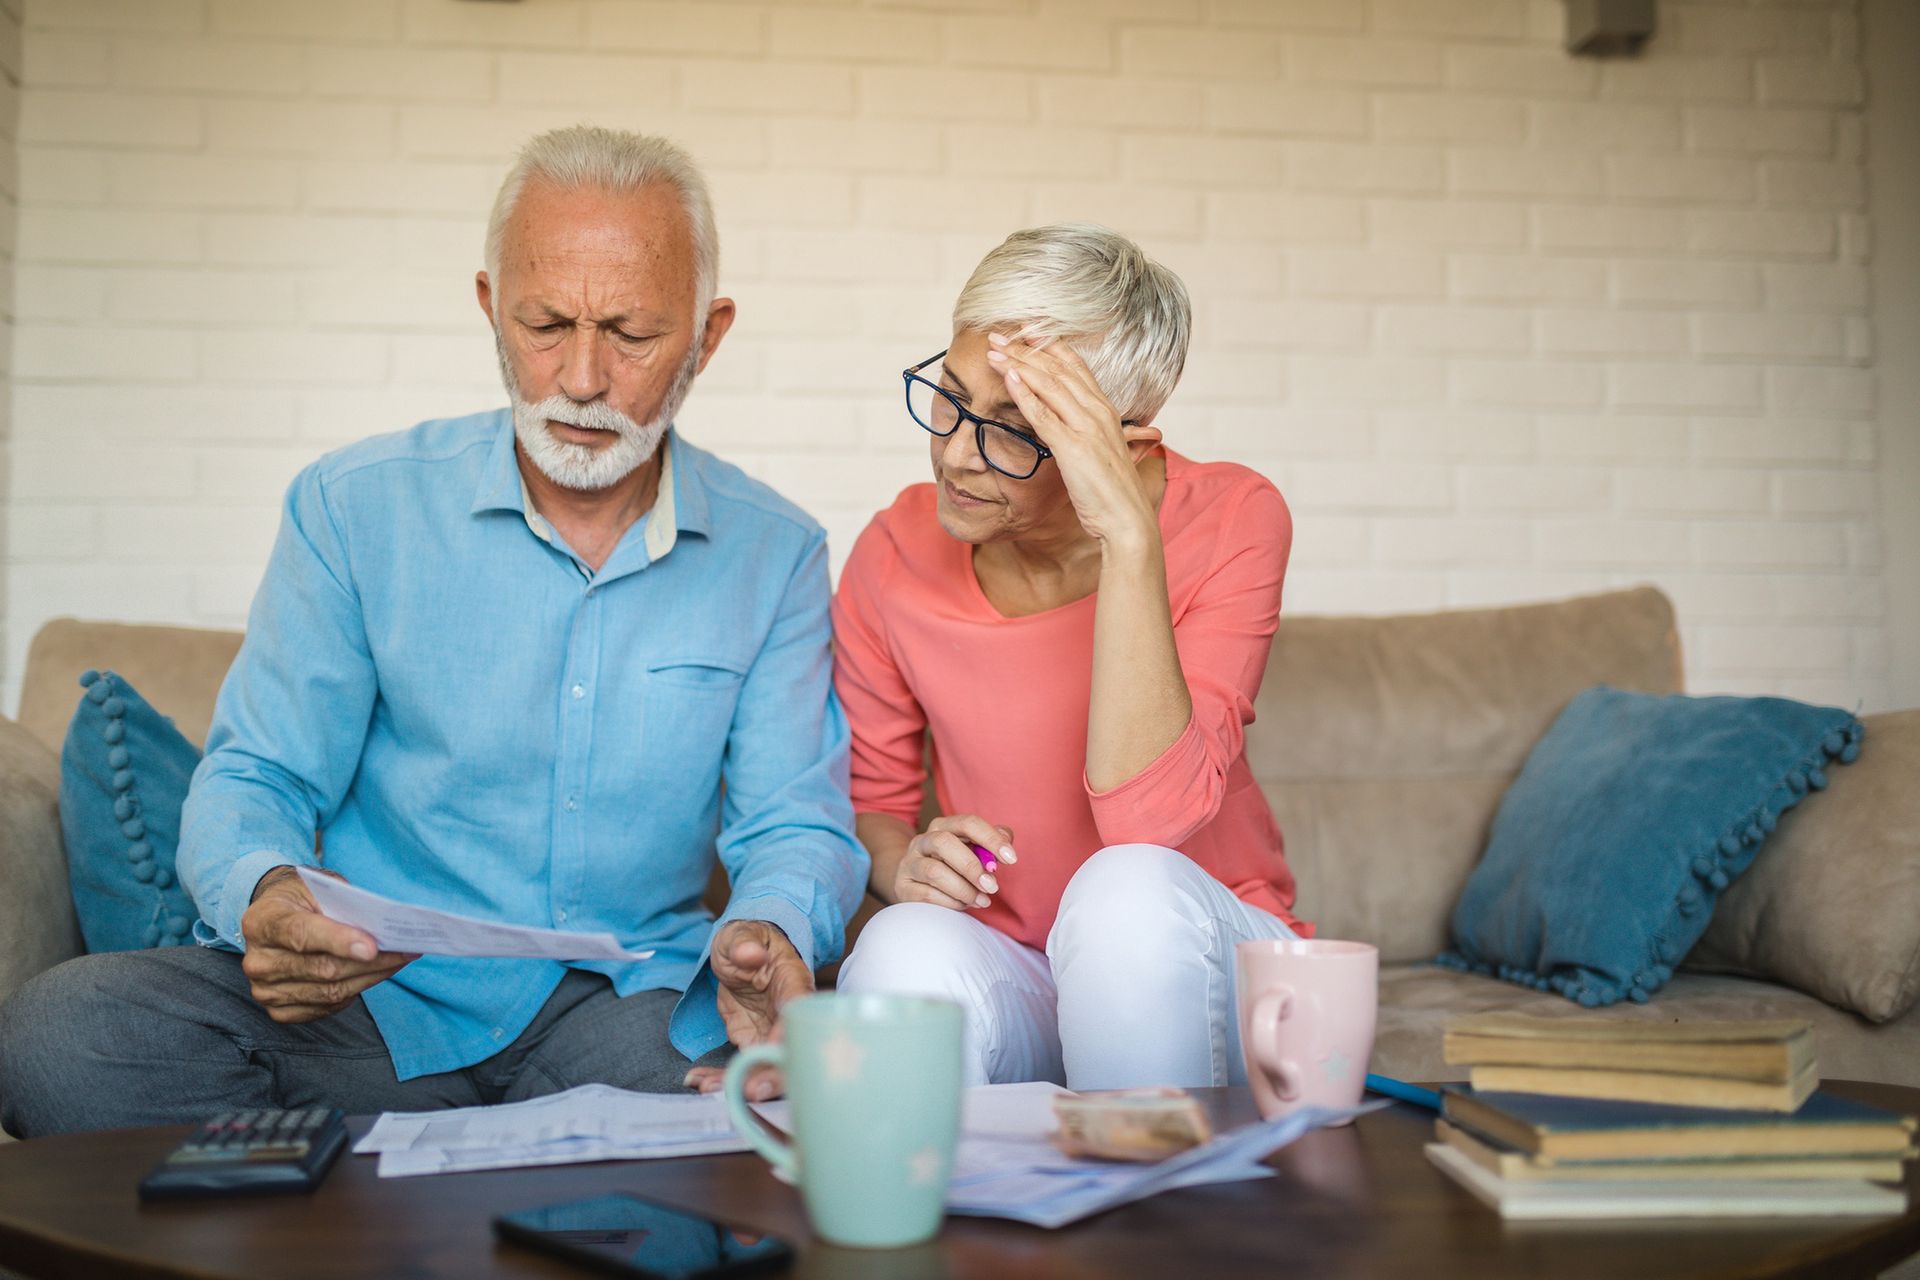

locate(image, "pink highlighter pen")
[[967, 842, 999, 874]]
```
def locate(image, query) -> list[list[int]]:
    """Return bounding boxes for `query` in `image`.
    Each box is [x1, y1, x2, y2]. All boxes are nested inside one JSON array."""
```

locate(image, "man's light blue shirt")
[[178, 411, 868, 1081]]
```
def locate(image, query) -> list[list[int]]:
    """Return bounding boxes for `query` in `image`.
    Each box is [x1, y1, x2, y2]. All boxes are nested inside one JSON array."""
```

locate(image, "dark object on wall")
[[1565, 0, 1656, 56]]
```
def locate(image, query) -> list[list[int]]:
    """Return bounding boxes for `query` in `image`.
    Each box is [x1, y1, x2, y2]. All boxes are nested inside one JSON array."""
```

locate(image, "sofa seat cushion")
[[1372, 964, 1920, 1090]]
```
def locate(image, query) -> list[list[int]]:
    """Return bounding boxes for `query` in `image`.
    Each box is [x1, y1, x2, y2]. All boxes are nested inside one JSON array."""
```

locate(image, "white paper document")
[[355, 1075, 1375, 1215], [764, 1080, 1380, 1229], [297, 868, 655, 962], [357, 1084, 747, 1178], [945, 1099, 1382, 1229]]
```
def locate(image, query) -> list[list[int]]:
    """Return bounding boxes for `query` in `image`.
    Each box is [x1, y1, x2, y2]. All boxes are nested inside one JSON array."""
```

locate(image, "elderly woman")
[[831, 225, 1311, 1090]]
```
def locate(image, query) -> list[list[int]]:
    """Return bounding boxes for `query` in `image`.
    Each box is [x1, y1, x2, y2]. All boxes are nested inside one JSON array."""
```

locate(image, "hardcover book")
[[1425, 1142, 1907, 1220], [1440, 1089, 1917, 1162], [1442, 1016, 1815, 1083], [1464, 1062, 1818, 1112], [1434, 1119, 1910, 1184]]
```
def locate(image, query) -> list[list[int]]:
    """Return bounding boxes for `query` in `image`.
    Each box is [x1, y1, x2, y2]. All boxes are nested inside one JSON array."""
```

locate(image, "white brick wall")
[[1, 0, 1902, 713]]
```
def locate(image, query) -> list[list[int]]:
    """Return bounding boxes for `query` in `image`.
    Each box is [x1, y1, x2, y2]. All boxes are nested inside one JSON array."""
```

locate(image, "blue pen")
[[1364, 1072, 1442, 1111]]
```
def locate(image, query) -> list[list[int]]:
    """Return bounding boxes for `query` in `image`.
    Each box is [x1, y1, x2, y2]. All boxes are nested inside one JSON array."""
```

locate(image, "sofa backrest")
[[1248, 586, 1681, 962], [0, 717, 80, 1011], [15, 588, 1683, 967]]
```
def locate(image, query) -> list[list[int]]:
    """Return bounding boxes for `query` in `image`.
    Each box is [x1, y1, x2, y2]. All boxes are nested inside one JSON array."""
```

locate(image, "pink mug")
[[1235, 939, 1378, 1119]]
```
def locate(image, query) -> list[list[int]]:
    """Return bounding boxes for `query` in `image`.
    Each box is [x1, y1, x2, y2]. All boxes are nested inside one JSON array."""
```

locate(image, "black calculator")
[[138, 1107, 349, 1202]]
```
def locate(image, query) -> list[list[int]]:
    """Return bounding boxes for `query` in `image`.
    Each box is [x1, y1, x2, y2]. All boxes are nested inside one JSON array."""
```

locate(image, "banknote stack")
[[1051, 1088, 1214, 1162]]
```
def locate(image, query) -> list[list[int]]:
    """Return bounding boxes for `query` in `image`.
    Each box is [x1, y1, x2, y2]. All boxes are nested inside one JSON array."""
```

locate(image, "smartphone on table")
[[494, 1193, 794, 1279]]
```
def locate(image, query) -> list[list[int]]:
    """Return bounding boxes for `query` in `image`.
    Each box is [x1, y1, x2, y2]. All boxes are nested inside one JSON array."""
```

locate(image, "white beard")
[[497, 332, 701, 492]]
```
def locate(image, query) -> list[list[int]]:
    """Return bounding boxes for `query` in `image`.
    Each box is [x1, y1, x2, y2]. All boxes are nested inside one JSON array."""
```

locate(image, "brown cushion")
[[16, 618, 243, 756], [1686, 709, 1920, 1024], [0, 717, 83, 1008], [1251, 586, 1683, 961]]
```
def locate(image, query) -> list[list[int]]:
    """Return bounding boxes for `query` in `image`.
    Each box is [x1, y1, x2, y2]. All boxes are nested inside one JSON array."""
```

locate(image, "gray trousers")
[[0, 945, 727, 1138]]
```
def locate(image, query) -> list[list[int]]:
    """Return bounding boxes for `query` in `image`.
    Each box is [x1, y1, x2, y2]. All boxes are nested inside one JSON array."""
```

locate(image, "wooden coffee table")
[[1, 1082, 1916, 1279]]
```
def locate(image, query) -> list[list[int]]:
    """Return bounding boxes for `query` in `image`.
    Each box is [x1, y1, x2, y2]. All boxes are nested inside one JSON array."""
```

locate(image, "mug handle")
[[1250, 986, 1304, 1102], [722, 1042, 796, 1182]]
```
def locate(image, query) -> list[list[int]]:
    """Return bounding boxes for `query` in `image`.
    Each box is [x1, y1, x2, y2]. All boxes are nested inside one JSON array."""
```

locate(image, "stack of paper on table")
[[362, 1078, 1373, 1227], [356, 1085, 748, 1177], [942, 1085, 1375, 1228]]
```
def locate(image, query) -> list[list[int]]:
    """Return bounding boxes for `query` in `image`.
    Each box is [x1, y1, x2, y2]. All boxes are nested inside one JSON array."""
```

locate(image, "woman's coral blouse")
[[830, 449, 1310, 951]]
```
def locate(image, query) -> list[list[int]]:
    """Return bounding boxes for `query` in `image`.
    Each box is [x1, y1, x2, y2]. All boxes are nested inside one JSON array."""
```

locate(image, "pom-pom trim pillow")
[[59, 670, 204, 952], [1438, 685, 1862, 1008]]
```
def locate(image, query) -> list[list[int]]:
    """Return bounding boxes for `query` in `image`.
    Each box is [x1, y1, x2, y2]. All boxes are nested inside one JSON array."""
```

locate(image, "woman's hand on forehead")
[[985, 331, 1117, 446]]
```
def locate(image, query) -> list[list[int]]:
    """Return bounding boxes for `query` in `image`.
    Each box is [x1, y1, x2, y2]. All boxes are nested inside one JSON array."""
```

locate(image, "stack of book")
[[1445, 1014, 1821, 1110], [1424, 1016, 1916, 1219]]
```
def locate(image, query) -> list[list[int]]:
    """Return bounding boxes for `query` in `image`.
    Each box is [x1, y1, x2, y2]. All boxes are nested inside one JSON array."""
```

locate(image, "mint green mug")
[[722, 993, 963, 1249]]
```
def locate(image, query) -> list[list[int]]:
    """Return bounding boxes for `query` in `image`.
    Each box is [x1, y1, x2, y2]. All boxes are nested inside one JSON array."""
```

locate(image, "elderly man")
[[0, 126, 866, 1136]]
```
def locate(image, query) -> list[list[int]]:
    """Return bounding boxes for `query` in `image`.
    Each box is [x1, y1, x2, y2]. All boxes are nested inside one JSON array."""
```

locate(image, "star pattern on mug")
[[1323, 1049, 1352, 1082], [820, 1028, 868, 1084], [906, 1145, 943, 1187]]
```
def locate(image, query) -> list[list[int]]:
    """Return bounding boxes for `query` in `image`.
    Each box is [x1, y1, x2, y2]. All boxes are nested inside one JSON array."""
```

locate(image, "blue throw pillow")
[[1438, 685, 1863, 1007], [59, 670, 204, 952]]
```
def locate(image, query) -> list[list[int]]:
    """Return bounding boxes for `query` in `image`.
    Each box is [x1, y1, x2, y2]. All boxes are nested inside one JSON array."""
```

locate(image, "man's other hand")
[[687, 919, 812, 1100], [239, 866, 417, 1024]]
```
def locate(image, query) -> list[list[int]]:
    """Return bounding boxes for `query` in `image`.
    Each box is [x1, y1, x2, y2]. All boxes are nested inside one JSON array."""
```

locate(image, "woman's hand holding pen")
[[893, 814, 1017, 912]]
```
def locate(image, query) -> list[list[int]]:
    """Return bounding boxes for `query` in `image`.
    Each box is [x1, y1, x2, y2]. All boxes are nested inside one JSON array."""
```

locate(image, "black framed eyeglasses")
[[902, 349, 1054, 481]]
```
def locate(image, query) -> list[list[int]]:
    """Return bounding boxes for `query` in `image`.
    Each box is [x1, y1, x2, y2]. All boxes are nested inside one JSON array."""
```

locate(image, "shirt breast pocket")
[[645, 659, 747, 800]]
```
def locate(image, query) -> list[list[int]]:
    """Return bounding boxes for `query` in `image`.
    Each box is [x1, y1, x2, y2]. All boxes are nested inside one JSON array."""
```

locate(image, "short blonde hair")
[[485, 125, 718, 318], [951, 223, 1192, 424]]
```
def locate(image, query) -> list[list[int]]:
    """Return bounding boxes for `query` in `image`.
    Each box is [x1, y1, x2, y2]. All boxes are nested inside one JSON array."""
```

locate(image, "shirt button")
[[564, 797, 578, 812], [571, 683, 585, 699], [491, 1027, 505, 1041], [556, 909, 568, 923]]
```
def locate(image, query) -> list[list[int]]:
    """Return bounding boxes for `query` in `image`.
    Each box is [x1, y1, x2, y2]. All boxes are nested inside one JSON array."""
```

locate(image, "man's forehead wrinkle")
[[496, 179, 698, 324], [514, 274, 679, 326], [503, 238, 689, 327]]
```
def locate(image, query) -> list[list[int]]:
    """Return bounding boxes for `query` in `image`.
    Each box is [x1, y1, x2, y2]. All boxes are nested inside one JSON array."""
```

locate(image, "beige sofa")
[[3, 587, 1916, 1103]]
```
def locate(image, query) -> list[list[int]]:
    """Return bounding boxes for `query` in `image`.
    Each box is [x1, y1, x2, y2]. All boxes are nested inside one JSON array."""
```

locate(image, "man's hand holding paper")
[[241, 866, 418, 1024], [292, 867, 657, 963]]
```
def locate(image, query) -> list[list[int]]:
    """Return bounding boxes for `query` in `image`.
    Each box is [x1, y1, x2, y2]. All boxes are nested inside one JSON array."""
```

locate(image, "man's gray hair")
[[951, 223, 1192, 425], [484, 125, 718, 319]]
